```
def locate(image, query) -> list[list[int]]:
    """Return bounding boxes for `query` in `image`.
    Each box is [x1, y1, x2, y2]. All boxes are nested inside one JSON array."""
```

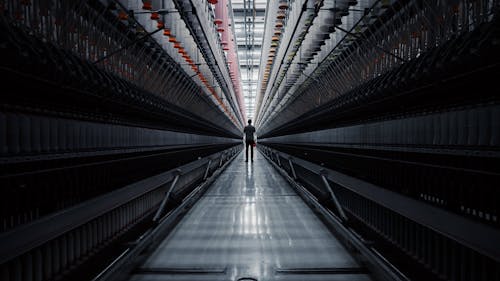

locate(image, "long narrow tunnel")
[[1, 1, 500, 281]]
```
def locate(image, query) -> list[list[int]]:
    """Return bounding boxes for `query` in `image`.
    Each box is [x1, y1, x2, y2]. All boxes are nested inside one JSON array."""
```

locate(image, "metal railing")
[[91, 144, 241, 281], [259, 144, 500, 281], [0, 145, 241, 281], [259, 103, 500, 228], [0, 110, 238, 233]]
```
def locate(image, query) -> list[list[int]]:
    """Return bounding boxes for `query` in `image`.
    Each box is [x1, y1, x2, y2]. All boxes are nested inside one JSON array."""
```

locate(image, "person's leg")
[[245, 141, 249, 161], [250, 143, 254, 161]]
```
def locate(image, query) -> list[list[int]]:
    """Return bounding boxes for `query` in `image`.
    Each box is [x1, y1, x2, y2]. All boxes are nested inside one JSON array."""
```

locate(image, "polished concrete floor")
[[128, 150, 370, 281]]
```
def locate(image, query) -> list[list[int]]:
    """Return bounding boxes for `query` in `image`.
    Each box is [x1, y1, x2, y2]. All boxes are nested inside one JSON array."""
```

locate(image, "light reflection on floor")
[[129, 151, 370, 281]]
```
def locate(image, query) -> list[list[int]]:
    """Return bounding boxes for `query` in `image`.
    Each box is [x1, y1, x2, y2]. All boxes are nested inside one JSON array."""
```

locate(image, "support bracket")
[[320, 170, 348, 223], [153, 169, 182, 223]]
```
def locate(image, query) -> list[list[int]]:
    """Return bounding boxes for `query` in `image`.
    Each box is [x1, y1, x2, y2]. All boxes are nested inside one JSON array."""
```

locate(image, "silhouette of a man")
[[243, 119, 256, 162]]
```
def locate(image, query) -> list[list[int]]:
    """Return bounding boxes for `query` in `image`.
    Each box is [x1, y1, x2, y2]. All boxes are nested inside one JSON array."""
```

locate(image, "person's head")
[[248, 119, 252, 125]]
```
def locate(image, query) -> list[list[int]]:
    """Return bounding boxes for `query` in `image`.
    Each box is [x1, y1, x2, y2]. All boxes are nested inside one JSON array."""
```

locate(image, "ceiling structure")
[[230, 0, 267, 121]]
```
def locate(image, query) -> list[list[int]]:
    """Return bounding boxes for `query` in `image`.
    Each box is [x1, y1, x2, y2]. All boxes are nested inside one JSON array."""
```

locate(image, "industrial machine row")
[[1, 0, 499, 280]]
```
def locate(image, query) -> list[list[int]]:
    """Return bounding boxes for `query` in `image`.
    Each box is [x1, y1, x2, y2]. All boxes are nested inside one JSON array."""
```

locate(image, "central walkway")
[[130, 150, 370, 281]]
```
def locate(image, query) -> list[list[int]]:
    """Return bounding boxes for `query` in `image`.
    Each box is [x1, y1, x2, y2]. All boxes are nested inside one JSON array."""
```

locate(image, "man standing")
[[243, 119, 256, 162]]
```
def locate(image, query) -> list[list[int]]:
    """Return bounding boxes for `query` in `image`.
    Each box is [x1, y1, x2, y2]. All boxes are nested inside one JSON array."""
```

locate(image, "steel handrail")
[[259, 145, 408, 281], [259, 145, 500, 263], [0, 145, 240, 264], [92, 145, 241, 281]]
